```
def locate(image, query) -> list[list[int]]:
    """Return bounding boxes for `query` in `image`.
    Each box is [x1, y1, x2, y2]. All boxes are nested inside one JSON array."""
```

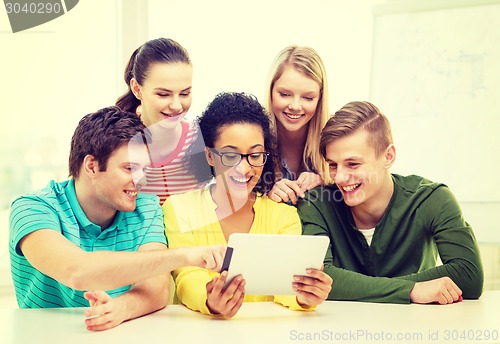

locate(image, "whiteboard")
[[370, 0, 500, 203]]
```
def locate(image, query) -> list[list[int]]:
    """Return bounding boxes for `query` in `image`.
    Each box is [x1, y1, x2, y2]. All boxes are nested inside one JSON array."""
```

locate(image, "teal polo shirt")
[[9, 179, 167, 308]]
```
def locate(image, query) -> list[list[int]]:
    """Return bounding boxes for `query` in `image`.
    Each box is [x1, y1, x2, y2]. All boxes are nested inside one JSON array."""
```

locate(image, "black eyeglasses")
[[210, 148, 269, 167]]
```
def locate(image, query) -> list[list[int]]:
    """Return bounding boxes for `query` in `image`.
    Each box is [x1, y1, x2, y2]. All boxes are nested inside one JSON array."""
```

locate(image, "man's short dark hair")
[[68, 106, 148, 178]]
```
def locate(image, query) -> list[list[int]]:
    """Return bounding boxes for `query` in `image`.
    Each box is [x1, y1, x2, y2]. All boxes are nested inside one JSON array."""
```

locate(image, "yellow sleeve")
[[173, 267, 219, 315], [163, 196, 216, 315], [275, 295, 316, 311], [277, 204, 302, 236], [163, 196, 194, 249]]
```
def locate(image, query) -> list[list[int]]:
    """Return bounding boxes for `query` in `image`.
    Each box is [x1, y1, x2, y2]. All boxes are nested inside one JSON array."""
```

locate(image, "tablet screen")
[[222, 233, 329, 295]]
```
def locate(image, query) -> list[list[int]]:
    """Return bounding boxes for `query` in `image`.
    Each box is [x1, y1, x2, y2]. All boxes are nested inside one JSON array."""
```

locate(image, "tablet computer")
[[222, 233, 329, 295]]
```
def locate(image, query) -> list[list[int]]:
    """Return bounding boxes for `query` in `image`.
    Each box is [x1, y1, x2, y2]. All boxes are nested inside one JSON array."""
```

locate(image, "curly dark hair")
[[69, 106, 149, 179], [186, 92, 277, 194]]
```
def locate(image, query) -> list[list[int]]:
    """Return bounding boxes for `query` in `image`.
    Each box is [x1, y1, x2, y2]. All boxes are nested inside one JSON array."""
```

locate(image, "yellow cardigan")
[[163, 186, 312, 315]]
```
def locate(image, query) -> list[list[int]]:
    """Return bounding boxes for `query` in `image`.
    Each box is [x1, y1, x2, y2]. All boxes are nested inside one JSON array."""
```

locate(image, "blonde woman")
[[265, 45, 331, 205]]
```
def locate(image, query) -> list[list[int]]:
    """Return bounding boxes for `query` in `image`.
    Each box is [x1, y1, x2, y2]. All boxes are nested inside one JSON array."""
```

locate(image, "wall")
[[370, 0, 500, 245], [146, 0, 383, 117]]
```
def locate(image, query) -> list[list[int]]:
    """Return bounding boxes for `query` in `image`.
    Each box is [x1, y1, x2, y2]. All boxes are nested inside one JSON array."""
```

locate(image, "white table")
[[1, 291, 499, 344]]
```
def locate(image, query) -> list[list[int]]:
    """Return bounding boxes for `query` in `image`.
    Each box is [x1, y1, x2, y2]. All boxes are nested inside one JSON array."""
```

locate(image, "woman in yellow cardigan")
[[163, 92, 332, 318]]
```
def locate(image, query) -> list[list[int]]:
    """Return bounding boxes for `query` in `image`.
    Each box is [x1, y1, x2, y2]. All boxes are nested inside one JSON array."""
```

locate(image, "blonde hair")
[[264, 45, 331, 182]]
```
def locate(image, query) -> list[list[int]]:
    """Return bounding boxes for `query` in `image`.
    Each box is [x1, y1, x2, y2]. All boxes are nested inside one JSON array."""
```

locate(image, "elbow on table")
[[462, 282, 484, 300], [463, 288, 483, 300], [460, 271, 484, 300], [152, 277, 171, 309]]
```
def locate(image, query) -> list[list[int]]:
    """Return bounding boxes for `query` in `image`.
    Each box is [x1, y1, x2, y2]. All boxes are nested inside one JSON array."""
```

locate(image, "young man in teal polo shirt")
[[9, 107, 225, 331], [297, 101, 483, 304]]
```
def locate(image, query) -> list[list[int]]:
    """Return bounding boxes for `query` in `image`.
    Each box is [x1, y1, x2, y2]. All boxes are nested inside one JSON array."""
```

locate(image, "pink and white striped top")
[[141, 120, 204, 205]]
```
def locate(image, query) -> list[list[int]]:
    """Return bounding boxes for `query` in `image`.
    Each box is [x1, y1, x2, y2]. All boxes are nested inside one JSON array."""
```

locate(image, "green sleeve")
[[298, 195, 415, 304], [394, 186, 484, 299]]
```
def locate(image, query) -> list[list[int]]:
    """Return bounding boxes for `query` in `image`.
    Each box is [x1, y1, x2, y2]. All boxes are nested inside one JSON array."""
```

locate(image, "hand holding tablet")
[[222, 233, 330, 295]]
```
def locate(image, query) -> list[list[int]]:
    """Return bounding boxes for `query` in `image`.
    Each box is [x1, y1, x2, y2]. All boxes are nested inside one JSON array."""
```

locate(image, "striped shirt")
[[9, 179, 167, 308], [141, 120, 204, 205]]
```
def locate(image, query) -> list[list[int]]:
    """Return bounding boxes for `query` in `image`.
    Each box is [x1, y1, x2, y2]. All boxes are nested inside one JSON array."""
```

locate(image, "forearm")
[[68, 247, 195, 290], [18, 228, 179, 291], [324, 265, 415, 304], [115, 274, 170, 321], [395, 259, 483, 299]]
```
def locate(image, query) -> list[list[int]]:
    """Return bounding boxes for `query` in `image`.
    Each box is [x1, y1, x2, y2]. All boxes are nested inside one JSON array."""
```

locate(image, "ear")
[[384, 144, 396, 169], [130, 78, 142, 100], [205, 147, 215, 166], [82, 155, 99, 178]]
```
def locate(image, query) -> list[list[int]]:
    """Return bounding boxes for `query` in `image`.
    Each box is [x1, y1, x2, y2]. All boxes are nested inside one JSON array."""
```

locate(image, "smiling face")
[[132, 62, 193, 128], [91, 143, 150, 214], [207, 123, 266, 201], [325, 128, 395, 208], [271, 65, 320, 134]]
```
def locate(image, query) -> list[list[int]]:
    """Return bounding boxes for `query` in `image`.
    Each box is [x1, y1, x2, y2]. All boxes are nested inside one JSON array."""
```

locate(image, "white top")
[[359, 227, 375, 246]]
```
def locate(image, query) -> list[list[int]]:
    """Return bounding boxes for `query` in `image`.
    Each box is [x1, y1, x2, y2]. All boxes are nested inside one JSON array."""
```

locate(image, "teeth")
[[161, 112, 182, 118], [232, 176, 251, 183], [285, 113, 302, 119], [125, 191, 138, 196], [342, 184, 360, 192]]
